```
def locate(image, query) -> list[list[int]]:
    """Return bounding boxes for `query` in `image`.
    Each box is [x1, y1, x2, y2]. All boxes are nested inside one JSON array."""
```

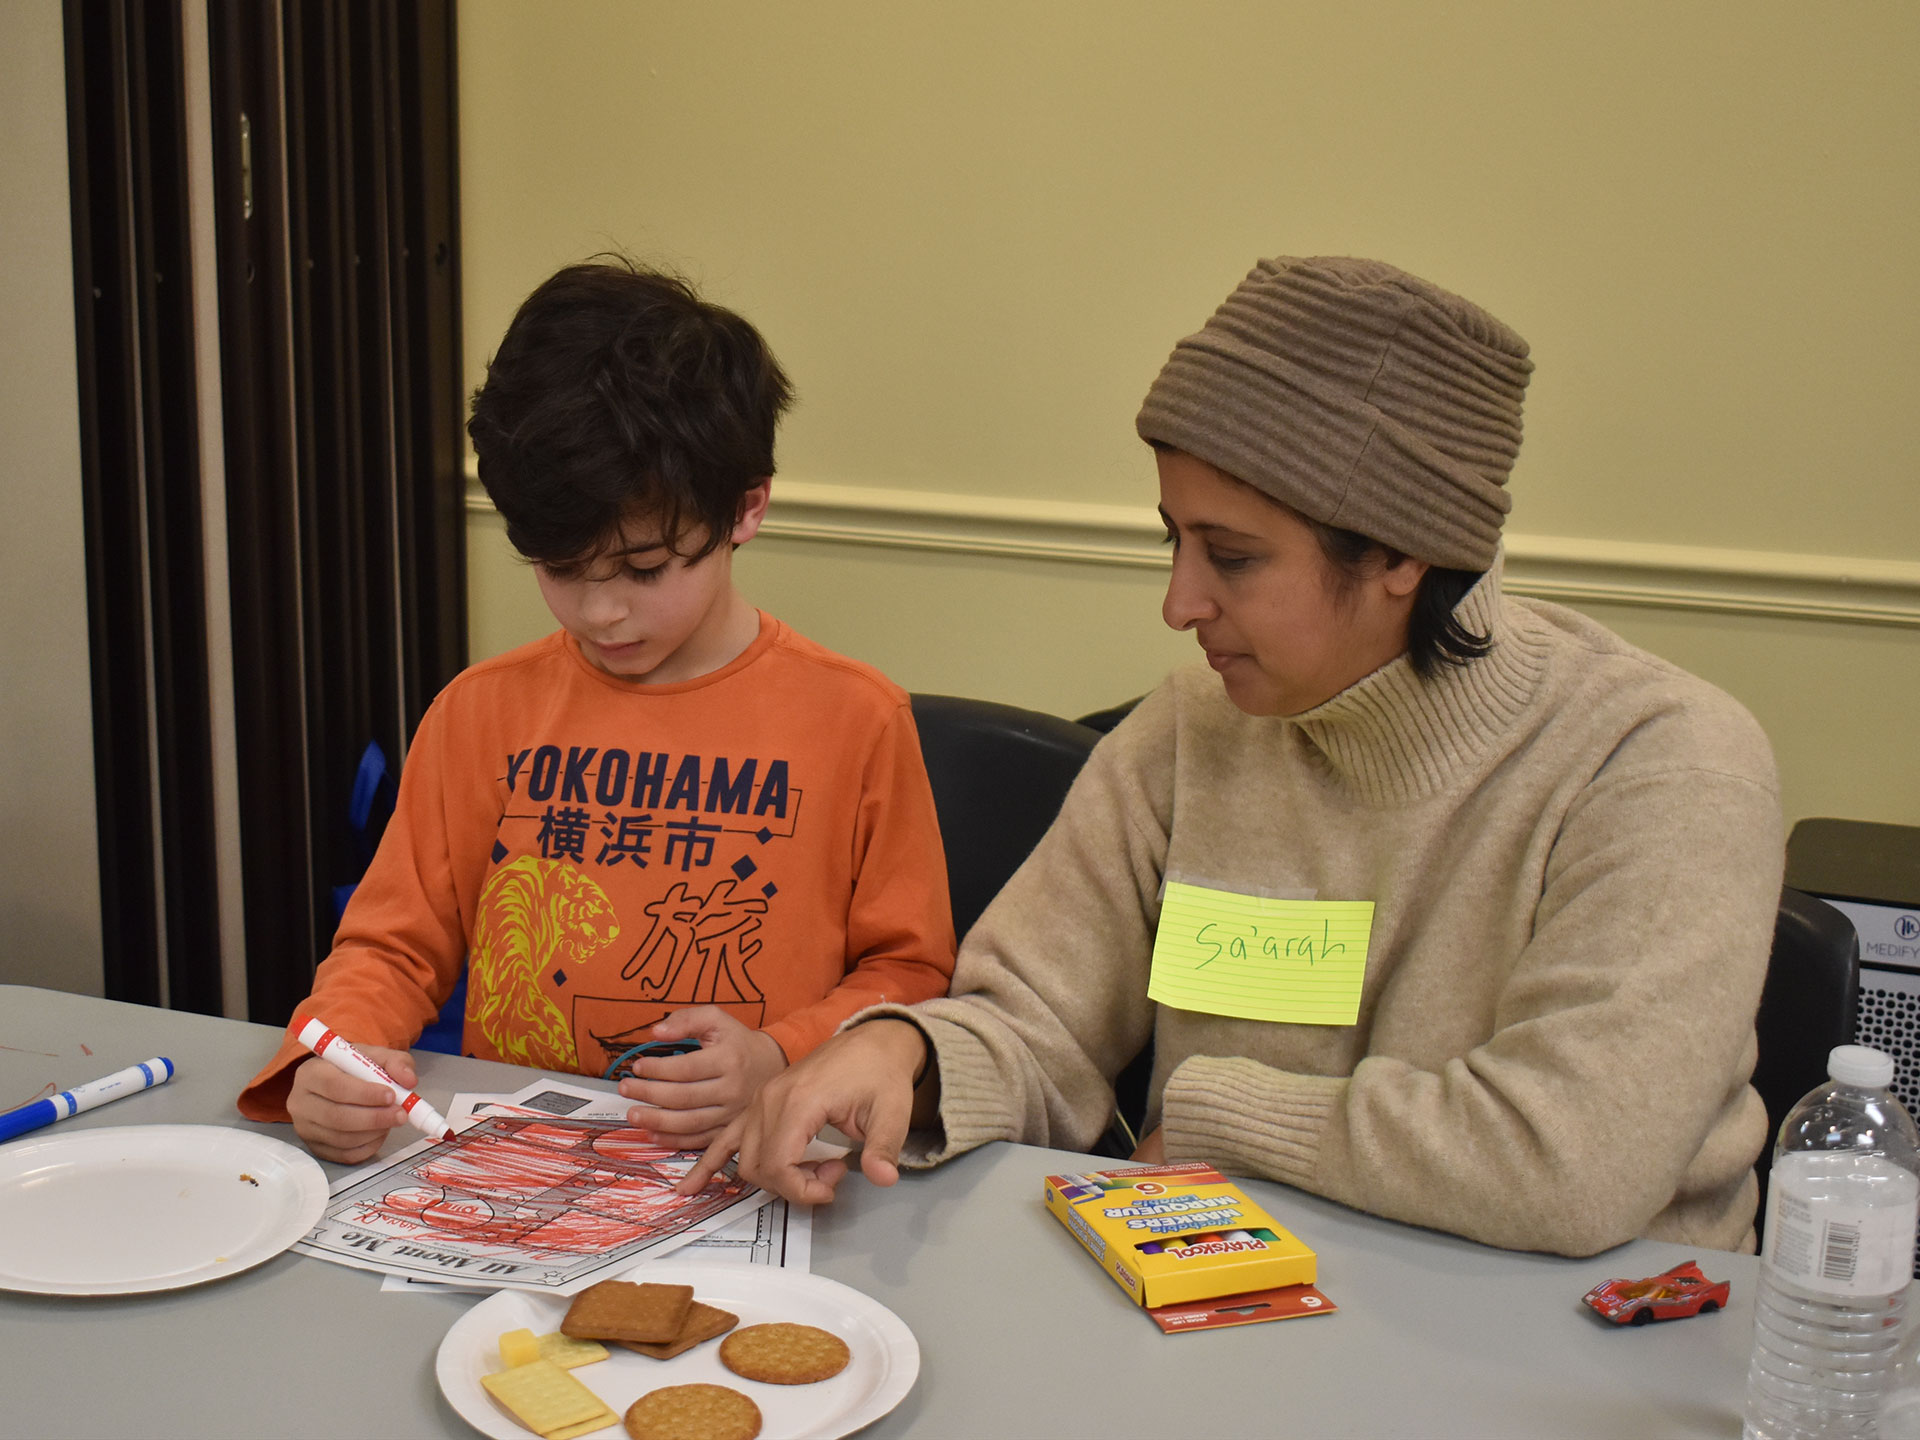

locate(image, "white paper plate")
[[0, 1124, 329, 1295], [437, 1260, 919, 1440]]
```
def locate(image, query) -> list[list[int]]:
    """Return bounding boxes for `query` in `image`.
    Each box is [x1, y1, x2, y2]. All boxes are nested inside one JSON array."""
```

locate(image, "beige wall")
[[1, 0, 104, 993], [459, 1, 1919, 831]]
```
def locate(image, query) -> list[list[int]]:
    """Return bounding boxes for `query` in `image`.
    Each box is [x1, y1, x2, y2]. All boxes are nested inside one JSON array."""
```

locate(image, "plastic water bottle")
[[1878, 1309, 1920, 1439], [1744, 1044, 1920, 1440]]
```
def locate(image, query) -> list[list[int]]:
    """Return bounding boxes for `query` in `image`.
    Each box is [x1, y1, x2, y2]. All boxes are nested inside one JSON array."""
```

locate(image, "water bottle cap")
[[1828, 1044, 1896, 1089]]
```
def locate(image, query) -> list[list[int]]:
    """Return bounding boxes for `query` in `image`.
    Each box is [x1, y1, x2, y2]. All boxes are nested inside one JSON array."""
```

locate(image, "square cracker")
[[539, 1331, 611, 1370], [561, 1280, 694, 1344], [479, 1358, 614, 1438], [619, 1302, 741, 1360]]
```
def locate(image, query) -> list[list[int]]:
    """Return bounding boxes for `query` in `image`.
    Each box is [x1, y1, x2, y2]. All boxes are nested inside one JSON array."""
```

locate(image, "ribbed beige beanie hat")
[[1135, 256, 1533, 572]]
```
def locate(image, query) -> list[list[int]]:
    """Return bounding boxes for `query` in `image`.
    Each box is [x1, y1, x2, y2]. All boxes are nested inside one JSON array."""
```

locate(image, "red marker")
[[296, 1018, 453, 1141]]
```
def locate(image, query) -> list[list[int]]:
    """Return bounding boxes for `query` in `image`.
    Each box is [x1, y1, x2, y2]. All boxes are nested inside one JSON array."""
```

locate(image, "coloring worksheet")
[[446, 1079, 815, 1271], [296, 1080, 769, 1294], [372, 1081, 815, 1292]]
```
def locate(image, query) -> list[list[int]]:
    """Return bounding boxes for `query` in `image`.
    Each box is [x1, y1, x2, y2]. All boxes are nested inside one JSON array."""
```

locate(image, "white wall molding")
[[764, 480, 1164, 570], [464, 472, 1920, 628], [1496, 536, 1920, 630]]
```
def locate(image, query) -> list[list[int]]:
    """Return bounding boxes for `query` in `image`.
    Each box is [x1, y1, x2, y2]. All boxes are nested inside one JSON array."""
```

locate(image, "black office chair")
[[1076, 697, 1143, 735], [909, 695, 1102, 943], [1751, 886, 1861, 1242]]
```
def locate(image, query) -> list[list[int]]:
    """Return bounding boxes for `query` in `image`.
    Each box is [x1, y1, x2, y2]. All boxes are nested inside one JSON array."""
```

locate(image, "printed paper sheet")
[[372, 1081, 815, 1292], [296, 1079, 769, 1294]]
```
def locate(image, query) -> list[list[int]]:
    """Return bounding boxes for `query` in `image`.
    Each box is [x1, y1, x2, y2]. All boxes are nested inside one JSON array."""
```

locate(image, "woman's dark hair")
[[467, 257, 794, 565], [1304, 520, 1492, 679]]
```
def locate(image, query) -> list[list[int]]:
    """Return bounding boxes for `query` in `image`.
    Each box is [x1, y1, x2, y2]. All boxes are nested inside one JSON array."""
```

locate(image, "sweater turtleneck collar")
[[1282, 554, 1551, 806]]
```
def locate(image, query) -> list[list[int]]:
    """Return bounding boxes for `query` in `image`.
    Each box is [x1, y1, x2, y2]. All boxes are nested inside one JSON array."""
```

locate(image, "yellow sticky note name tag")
[[1148, 882, 1374, 1025]]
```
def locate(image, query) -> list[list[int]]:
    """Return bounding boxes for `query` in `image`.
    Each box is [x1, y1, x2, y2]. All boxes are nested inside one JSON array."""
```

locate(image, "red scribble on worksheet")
[[80, 1043, 93, 1056], [0, 1044, 62, 1058], [337, 1114, 748, 1260]]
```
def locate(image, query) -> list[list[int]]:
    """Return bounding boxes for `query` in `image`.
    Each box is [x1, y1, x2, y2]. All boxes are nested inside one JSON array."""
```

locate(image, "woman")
[[683, 256, 1783, 1256]]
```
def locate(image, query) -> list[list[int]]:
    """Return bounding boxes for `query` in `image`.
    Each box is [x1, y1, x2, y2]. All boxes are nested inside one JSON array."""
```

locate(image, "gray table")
[[0, 984, 1755, 1437]]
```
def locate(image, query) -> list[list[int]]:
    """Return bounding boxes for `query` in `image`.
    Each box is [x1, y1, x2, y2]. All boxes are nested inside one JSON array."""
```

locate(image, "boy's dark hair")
[[468, 258, 794, 565], [1306, 520, 1492, 679]]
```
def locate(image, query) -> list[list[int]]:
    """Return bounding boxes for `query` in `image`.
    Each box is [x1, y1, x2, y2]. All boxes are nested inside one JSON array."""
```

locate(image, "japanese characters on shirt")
[[472, 742, 802, 1076]]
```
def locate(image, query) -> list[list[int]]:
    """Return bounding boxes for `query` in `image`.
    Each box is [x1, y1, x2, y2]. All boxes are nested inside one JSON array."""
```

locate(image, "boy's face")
[[534, 482, 770, 683]]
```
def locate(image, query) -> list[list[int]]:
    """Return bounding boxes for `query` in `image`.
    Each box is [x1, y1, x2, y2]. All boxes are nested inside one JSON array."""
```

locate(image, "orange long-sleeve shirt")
[[239, 614, 955, 1119]]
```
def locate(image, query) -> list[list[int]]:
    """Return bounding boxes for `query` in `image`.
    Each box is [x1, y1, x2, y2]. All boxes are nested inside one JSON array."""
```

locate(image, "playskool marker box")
[[1043, 1162, 1320, 1316]]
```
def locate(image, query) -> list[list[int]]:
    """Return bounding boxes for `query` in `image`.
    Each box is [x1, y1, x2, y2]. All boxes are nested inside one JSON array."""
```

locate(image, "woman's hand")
[[287, 1043, 414, 1163], [617, 1007, 789, 1151], [678, 1018, 929, 1203], [1130, 1125, 1166, 1165]]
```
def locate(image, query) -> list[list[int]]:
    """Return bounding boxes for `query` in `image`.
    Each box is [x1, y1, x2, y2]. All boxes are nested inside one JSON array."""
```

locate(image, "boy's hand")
[[287, 1043, 415, 1164], [677, 1018, 927, 1204], [617, 1007, 788, 1150]]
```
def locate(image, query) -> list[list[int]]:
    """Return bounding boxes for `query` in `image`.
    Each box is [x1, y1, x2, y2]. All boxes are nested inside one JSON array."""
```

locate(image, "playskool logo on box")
[[1169, 1236, 1268, 1259]]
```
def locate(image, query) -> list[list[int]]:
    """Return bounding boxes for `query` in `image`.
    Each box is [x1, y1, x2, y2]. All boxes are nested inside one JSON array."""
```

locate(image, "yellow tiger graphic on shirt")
[[468, 856, 619, 1072]]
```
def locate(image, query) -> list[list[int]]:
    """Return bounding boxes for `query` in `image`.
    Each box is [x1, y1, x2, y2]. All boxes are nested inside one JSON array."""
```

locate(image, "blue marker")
[[0, 1058, 176, 1143]]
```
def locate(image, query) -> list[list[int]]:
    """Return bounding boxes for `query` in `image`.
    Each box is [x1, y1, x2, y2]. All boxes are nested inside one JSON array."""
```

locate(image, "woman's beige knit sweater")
[[872, 565, 1783, 1256]]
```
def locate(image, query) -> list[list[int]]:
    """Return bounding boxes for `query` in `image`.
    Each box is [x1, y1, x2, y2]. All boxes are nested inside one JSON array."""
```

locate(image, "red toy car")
[[1583, 1260, 1730, 1325]]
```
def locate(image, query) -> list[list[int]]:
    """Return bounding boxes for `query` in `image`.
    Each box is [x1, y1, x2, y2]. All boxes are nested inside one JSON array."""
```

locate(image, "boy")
[[238, 260, 956, 1162]]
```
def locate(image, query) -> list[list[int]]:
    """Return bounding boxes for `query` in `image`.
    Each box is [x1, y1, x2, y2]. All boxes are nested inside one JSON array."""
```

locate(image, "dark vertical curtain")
[[64, 0, 223, 1013], [210, 0, 466, 1027], [66, 0, 465, 1022]]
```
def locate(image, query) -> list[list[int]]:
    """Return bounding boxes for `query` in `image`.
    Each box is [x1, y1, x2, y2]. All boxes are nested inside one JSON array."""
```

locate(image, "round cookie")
[[719, 1323, 852, 1385], [624, 1383, 761, 1440]]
